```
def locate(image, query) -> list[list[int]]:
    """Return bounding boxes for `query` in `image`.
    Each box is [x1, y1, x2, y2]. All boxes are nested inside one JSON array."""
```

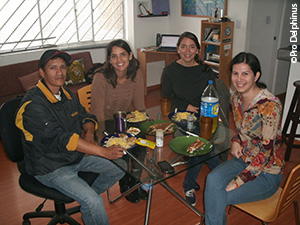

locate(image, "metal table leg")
[[107, 182, 140, 204], [144, 179, 154, 225]]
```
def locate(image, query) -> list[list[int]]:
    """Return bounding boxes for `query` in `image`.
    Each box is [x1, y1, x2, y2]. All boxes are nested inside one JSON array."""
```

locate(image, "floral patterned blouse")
[[231, 88, 285, 188]]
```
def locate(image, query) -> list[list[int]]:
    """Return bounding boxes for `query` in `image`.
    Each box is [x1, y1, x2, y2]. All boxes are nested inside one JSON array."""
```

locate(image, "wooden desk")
[[137, 49, 180, 95]]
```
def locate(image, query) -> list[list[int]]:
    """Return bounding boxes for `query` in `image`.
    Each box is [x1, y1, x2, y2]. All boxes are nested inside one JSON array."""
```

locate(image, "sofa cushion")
[[0, 51, 93, 106], [66, 59, 85, 85], [18, 71, 41, 92]]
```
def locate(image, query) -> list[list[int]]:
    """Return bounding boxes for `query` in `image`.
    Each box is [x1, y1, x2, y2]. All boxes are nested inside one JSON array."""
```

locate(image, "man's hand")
[[186, 104, 199, 113], [231, 141, 243, 159], [104, 145, 126, 160], [77, 137, 125, 159]]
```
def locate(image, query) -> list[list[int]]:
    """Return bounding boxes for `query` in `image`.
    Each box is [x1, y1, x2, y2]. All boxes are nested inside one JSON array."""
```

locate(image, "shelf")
[[202, 21, 229, 25], [200, 20, 234, 89], [202, 41, 221, 46], [138, 14, 168, 18]]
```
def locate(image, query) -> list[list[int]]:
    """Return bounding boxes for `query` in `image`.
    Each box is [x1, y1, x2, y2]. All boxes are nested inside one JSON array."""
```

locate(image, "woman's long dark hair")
[[99, 39, 140, 88], [230, 52, 267, 89]]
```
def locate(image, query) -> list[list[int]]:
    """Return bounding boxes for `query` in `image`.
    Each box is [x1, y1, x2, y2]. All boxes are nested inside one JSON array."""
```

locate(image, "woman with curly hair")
[[204, 52, 285, 225]]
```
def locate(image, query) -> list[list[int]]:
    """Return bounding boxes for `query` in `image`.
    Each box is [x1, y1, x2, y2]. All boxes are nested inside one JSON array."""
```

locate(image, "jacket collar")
[[36, 79, 72, 103]]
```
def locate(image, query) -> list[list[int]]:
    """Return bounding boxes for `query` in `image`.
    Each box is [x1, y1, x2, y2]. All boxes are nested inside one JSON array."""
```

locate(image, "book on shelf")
[[205, 44, 217, 55], [203, 27, 212, 40], [204, 28, 220, 43], [205, 44, 219, 62], [207, 53, 220, 63], [210, 66, 219, 74], [204, 60, 220, 66]]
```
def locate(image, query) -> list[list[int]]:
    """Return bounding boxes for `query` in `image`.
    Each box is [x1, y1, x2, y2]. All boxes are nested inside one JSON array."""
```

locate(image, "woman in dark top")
[[161, 32, 217, 113], [161, 32, 222, 206]]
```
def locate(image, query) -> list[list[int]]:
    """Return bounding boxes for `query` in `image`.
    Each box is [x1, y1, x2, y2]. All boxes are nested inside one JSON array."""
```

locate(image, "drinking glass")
[[160, 97, 171, 116]]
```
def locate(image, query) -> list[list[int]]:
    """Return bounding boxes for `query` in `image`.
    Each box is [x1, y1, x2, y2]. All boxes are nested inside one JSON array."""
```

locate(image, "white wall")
[[132, 0, 170, 86], [0, 48, 107, 67], [168, 0, 249, 56], [0, 0, 249, 86], [132, 0, 250, 87], [227, 0, 249, 55], [246, 0, 287, 94], [1, 0, 290, 93]]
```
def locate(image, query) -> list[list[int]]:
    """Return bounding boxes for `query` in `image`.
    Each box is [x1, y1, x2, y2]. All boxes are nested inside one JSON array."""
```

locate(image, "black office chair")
[[0, 97, 98, 225]]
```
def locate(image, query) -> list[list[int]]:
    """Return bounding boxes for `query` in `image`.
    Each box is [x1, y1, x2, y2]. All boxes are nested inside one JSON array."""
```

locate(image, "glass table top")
[[97, 105, 233, 186]]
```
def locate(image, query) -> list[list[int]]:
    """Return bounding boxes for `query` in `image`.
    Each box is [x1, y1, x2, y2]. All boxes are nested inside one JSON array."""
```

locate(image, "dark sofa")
[[0, 51, 95, 106]]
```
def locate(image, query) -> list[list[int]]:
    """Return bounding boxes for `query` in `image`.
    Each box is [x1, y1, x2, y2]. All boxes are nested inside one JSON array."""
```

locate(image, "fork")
[[197, 136, 217, 151]]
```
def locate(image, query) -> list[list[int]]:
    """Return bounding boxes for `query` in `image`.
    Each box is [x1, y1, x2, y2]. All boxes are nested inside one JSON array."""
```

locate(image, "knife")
[[177, 127, 199, 137]]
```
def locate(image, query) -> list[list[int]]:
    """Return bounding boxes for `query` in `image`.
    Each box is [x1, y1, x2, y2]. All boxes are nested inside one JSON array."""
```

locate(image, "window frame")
[[0, 0, 125, 54]]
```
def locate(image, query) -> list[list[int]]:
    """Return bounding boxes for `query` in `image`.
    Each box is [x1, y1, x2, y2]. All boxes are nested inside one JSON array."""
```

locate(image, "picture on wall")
[[182, 0, 227, 17]]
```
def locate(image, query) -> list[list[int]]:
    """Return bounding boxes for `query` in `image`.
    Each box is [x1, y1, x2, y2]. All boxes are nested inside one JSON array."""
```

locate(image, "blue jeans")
[[204, 157, 283, 225], [35, 156, 125, 225], [183, 148, 221, 192]]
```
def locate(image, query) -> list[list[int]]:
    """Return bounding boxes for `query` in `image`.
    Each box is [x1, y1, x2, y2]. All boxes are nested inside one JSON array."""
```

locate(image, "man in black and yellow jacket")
[[15, 49, 126, 225]]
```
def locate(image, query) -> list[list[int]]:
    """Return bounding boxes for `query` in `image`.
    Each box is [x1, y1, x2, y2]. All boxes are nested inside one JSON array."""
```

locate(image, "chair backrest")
[[0, 97, 23, 162], [276, 163, 300, 216], [77, 85, 92, 112]]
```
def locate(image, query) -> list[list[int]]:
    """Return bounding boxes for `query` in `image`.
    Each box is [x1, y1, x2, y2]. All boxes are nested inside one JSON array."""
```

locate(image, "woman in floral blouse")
[[204, 52, 285, 225]]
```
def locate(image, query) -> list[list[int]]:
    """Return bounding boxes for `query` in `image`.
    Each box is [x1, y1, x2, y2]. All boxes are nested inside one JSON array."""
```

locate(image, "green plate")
[[140, 120, 177, 136], [169, 136, 213, 157]]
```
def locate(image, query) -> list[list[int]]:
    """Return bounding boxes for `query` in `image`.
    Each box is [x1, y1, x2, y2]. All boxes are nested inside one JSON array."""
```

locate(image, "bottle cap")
[[156, 129, 163, 135], [187, 114, 194, 121], [208, 80, 213, 84]]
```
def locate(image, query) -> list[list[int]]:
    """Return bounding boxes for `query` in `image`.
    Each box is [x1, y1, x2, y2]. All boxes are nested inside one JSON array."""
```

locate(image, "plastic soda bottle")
[[200, 80, 219, 140]]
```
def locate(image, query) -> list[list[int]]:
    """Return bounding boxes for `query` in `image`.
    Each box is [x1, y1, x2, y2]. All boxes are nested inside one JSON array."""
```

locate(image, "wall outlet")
[[266, 16, 271, 24], [236, 20, 241, 29]]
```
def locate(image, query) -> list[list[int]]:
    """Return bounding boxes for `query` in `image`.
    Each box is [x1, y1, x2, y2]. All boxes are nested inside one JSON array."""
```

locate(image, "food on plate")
[[187, 138, 205, 153], [173, 112, 197, 122], [104, 134, 137, 149], [127, 127, 141, 136], [146, 122, 175, 135], [126, 110, 148, 122]]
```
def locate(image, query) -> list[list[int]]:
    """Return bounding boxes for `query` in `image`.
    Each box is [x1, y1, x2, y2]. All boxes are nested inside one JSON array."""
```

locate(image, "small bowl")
[[168, 111, 199, 131]]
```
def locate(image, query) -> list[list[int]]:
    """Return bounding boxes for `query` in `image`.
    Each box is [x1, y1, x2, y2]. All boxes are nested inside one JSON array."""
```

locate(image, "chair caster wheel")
[[23, 220, 31, 225]]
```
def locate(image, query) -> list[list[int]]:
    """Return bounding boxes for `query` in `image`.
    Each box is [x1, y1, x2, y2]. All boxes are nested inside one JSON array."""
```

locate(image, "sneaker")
[[185, 189, 196, 206], [194, 182, 200, 191], [125, 189, 140, 203], [138, 187, 148, 200]]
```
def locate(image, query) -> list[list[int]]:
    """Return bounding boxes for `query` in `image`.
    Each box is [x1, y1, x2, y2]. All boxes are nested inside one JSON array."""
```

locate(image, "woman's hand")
[[226, 180, 236, 192], [231, 141, 243, 159], [186, 104, 199, 113]]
